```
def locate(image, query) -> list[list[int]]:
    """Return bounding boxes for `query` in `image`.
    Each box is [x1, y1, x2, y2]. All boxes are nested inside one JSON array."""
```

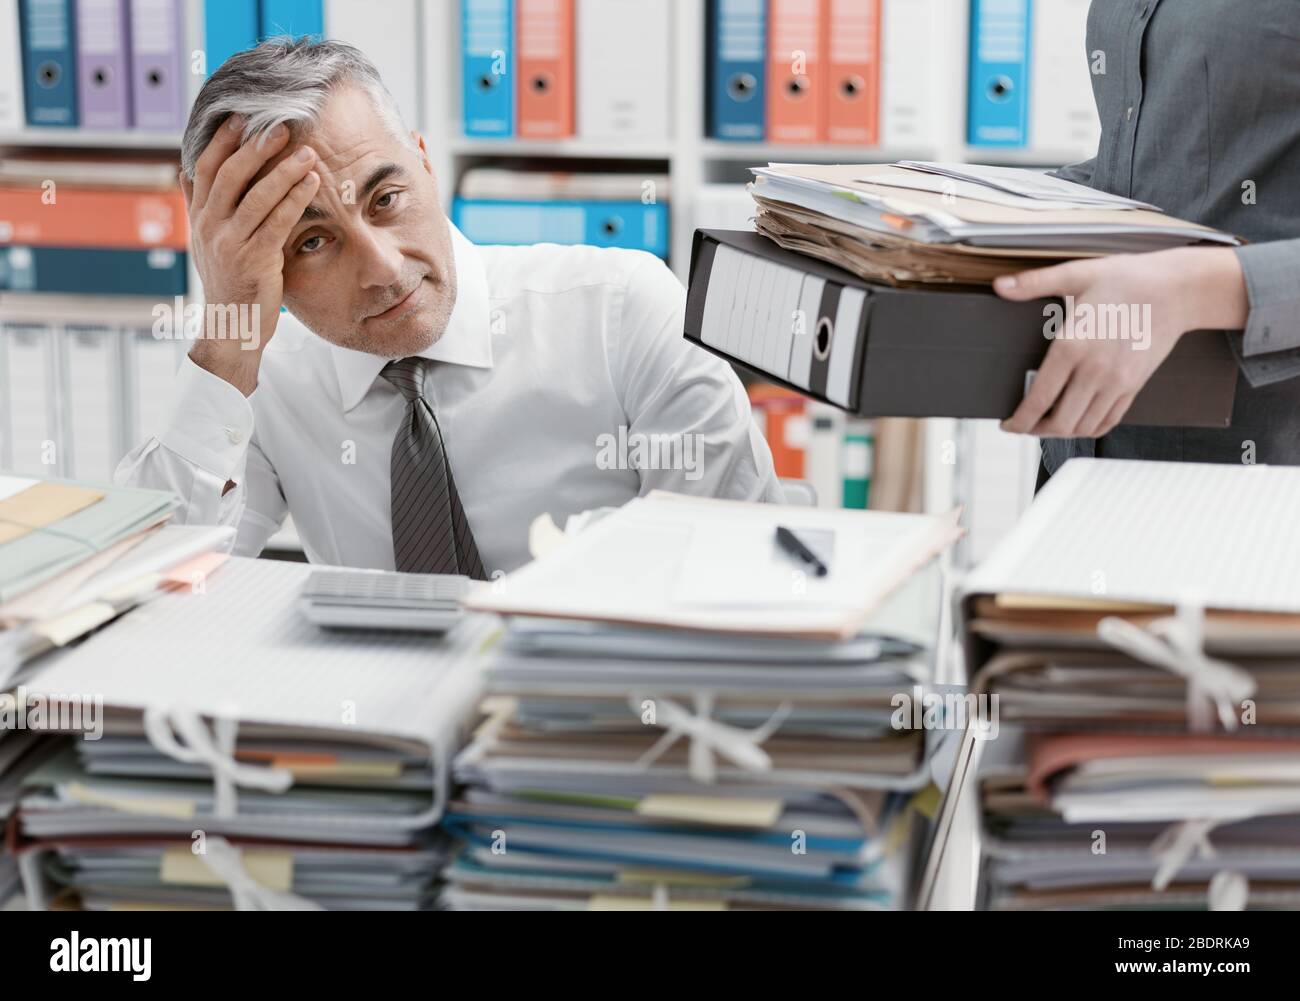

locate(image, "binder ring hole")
[[728, 72, 757, 101], [601, 218, 623, 237], [841, 75, 864, 99], [93, 68, 111, 87], [814, 317, 833, 361], [38, 62, 61, 88], [786, 76, 809, 98], [989, 75, 1014, 102], [148, 69, 165, 88], [531, 74, 551, 94], [476, 73, 496, 92]]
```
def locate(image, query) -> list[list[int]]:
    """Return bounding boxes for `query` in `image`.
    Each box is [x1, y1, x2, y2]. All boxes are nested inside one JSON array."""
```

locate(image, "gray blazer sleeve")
[[1230, 240, 1300, 387]]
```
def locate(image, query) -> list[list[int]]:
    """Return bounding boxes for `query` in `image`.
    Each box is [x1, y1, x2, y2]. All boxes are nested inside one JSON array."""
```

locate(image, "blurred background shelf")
[[0, 128, 184, 150]]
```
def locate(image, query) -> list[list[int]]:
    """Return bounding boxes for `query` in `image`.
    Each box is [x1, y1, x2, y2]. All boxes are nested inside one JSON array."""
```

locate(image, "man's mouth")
[[367, 279, 424, 322]]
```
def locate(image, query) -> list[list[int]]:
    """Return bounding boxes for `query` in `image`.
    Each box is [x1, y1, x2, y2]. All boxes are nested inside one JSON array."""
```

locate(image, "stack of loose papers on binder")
[[955, 458, 1300, 910], [11, 557, 498, 910], [446, 493, 962, 910], [748, 162, 1241, 287]]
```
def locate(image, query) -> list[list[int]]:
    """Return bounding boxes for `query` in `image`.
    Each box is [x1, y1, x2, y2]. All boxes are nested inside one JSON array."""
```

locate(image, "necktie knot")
[[381, 357, 429, 403]]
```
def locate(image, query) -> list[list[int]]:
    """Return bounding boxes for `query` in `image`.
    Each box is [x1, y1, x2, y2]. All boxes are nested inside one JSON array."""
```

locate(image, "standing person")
[[994, 0, 1300, 475]]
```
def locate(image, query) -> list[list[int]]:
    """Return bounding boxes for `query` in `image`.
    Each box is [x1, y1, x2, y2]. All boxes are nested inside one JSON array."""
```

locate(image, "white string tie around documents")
[[630, 692, 792, 785], [1149, 818, 1248, 911], [144, 706, 321, 910], [143, 706, 294, 815], [201, 837, 324, 912], [1097, 602, 1256, 732]]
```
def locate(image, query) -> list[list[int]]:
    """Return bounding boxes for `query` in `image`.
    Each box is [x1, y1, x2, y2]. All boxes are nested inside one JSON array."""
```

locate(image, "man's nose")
[[354, 225, 404, 289]]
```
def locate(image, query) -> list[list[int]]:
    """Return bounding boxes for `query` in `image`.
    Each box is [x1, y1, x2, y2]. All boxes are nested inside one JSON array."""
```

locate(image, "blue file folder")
[[260, 0, 324, 41], [967, 0, 1031, 147], [461, 0, 513, 138], [708, 0, 766, 141], [0, 246, 188, 296], [205, 0, 259, 75], [452, 199, 670, 259], [19, 0, 77, 127]]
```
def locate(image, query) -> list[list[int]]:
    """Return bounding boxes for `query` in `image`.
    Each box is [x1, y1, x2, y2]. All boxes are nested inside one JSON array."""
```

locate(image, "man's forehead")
[[249, 128, 397, 189]]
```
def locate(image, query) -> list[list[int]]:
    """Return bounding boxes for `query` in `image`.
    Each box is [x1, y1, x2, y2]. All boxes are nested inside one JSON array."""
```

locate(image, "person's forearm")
[[1169, 246, 1249, 334], [190, 339, 262, 397]]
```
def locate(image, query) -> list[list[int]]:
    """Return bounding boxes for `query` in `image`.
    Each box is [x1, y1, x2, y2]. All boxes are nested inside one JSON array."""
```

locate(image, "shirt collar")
[[330, 222, 493, 413]]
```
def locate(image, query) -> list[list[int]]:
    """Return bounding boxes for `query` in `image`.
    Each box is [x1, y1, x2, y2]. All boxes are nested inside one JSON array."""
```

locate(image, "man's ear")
[[178, 169, 194, 208], [412, 132, 434, 175]]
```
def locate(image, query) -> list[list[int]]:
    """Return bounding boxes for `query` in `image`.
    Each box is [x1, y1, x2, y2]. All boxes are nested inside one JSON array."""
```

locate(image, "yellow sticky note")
[[32, 601, 116, 647], [617, 868, 751, 889], [910, 782, 942, 821], [636, 794, 783, 829], [0, 482, 104, 546], [589, 895, 726, 911], [276, 760, 403, 781], [160, 846, 293, 892], [65, 782, 196, 820], [994, 592, 1169, 613]]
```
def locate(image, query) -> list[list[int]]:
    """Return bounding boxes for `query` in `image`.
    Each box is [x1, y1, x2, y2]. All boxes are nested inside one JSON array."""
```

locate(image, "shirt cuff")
[[1233, 241, 1300, 358], [157, 354, 256, 481]]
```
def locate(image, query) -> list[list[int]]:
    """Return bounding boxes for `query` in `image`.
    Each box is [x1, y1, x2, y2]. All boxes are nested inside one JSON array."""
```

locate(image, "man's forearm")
[[189, 339, 262, 397]]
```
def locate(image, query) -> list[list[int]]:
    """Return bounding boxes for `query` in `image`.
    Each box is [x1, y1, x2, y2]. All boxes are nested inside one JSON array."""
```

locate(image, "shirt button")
[[1139, 2, 1149, 16], [224, 426, 244, 444], [1126, 106, 1134, 122]]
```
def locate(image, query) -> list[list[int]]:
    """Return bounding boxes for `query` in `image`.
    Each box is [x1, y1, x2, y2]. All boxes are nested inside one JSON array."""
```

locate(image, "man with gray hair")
[[117, 38, 781, 577]]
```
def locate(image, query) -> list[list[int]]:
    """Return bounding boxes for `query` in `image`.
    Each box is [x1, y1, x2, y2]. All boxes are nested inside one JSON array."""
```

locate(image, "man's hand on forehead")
[[177, 113, 322, 396]]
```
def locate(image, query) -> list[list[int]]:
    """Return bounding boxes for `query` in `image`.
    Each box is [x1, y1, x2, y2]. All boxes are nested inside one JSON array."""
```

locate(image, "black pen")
[[775, 526, 829, 577]]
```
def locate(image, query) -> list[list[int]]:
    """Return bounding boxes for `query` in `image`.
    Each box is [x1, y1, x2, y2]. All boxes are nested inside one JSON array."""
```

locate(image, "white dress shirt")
[[116, 225, 782, 574]]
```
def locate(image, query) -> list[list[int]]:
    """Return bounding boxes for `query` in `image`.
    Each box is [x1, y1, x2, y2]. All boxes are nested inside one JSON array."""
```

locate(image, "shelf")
[[698, 139, 940, 163], [449, 136, 674, 160], [0, 293, 179, 326], [0, 129, 183, 151]]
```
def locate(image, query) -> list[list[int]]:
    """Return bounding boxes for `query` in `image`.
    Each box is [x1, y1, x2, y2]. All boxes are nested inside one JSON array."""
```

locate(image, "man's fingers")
[[1001, 346, 1073, 433], [1095, 392, 1136, 438], [1030, 377, 1098, 438], [190, 114, 245, 213], [205, 123, 294, 220], [1075, 390, 1122, 439], [231, 146, 319, 242], [252, 170, 321, 250], [993, 260, 1091, 302]]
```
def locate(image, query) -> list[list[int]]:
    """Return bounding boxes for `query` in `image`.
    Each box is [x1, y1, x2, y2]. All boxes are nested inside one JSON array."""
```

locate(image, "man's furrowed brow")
[[296, 164, 407, 225], [360, 163, 406, 198]]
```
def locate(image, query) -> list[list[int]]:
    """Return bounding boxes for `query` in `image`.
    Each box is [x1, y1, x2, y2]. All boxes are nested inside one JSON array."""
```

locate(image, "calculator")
[[299, 569, 472, 632]]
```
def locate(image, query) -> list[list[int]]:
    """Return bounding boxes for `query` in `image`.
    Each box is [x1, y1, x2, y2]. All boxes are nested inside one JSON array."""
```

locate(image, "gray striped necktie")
[[382, 357, 487, 579]]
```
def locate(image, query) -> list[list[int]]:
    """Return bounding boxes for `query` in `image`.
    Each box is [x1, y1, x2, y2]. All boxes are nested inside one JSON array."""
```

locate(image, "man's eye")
[[299, 235, 325, 253], [375, 191, 399, 210]]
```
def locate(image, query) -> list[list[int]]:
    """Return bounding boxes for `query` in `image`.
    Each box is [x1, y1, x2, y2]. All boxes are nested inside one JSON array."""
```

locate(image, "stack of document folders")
[[934, 458, 1300, 911], [683, 161, 1246, 428], [446, 492, 963, 910], [0, 473, 236, 907], [11, 556, 500, 910]]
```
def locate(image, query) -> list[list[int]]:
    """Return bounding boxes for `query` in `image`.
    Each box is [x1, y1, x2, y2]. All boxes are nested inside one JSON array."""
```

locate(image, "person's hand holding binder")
[[179, 114, 322, 397], [994, 247, 1249, 438]]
